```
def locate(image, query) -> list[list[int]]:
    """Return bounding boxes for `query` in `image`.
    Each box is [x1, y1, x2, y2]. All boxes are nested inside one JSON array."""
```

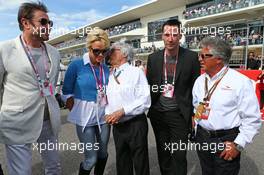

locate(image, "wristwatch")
[[234, 143, 244, 152]]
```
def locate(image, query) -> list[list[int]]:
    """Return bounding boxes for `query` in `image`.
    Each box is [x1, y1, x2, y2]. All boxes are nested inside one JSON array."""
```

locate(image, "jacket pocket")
[[1, 105, 24, 112]]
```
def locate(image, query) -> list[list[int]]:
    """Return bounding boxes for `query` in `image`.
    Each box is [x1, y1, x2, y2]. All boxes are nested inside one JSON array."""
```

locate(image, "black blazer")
[[146, 47, 200, 125]]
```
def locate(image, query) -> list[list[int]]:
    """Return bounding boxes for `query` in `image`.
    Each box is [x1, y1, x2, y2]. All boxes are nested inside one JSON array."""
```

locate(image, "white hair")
[[110, 41, 134, 62]]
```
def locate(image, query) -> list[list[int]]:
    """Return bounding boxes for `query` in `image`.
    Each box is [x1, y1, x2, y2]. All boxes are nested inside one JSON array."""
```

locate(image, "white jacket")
[[0, 36, 61, 144]]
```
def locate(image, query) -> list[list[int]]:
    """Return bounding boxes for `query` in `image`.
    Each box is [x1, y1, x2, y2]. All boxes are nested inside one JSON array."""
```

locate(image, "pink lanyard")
[[20, 35, 51, 85], [163, 50, 178, 85], [89, 63, 106, 91]]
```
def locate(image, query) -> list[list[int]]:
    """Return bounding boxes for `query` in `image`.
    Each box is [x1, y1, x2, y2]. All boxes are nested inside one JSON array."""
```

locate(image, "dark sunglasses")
[[91, 48, 108, 56], [199, 53, 214, 59], [38, 18, 53, 27]]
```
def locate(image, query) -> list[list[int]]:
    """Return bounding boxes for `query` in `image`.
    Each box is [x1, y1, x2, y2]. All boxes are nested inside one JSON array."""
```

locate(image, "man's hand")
[[220, 141, 240, 161], [66, 97, 74, 111], [105, 109, 125, 125]]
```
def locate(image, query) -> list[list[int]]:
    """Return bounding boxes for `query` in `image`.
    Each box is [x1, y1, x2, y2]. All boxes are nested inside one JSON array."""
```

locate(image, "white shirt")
[[105, 63, 151, 122], [56, 63, 67, 94], [192, 66, 262, 148]]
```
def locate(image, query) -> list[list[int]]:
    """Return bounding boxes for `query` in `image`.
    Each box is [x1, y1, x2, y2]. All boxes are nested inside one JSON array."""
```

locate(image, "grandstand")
[[47, 0, 264, 68]]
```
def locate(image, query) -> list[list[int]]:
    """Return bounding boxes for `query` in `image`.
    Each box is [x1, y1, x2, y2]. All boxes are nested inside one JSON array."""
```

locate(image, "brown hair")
[[17, 1, 48, 31]]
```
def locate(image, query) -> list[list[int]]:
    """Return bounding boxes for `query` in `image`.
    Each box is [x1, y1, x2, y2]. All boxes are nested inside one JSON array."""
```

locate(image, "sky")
[[0, 0, 151, 41]]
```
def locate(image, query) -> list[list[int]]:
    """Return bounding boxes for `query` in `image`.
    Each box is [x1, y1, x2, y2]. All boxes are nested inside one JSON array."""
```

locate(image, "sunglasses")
[[199, 53, 214, 59], [38, 18, 53, 27], [91, 48, 108, 56]]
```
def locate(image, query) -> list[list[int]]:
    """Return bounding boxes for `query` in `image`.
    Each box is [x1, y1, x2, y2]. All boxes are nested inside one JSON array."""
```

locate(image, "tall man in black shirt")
[[146, 19, 200, 175]]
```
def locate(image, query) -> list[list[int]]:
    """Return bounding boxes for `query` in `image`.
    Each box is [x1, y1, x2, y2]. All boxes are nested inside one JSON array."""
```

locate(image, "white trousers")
[[5, 120, 61, 175]]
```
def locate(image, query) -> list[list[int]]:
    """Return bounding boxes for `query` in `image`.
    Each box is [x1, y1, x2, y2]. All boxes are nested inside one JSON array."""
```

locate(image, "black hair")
[[161, 19, 181, 33]]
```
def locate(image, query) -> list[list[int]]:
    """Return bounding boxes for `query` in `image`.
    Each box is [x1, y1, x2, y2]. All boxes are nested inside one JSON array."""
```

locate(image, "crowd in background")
[[105, 20, 141, 36], [183, 0, 264, 20], [186, 29, 263, 50]]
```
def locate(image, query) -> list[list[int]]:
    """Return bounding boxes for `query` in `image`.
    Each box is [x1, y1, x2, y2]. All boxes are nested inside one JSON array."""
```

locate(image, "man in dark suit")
[[146, 19, 200, 175], [247, 52, 260, 70], [0, 163, 3, 175]]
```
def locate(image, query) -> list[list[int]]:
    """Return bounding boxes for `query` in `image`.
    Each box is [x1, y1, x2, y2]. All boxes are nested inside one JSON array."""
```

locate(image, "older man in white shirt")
[[105, 41, 151, 175], [192, 37, 262, 175]]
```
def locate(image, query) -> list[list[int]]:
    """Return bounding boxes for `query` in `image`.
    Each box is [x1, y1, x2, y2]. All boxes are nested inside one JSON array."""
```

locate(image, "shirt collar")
[[115, 62, 129, 71], [83, 52, 102, 67], [205, 65, 228, 81], [83, 53, 91, 65]]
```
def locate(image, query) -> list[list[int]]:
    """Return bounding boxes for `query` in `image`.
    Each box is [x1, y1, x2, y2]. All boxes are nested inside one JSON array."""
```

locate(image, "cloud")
[[50, 9, 107, 25], [121, 5, 130, 11], [121, 0, 153, 11], [49, 9, 109, 38], [9, 21, 18, 26], [0, 0, 35, 11]]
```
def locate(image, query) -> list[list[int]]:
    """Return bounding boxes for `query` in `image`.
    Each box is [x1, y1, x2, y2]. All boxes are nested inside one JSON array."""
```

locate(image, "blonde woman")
[[62, 28, 110, 175]]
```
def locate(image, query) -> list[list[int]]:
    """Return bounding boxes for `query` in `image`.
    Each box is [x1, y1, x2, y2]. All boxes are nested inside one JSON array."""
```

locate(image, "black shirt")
[[153, 56, 179, 112], [247, 59, 260, 70]]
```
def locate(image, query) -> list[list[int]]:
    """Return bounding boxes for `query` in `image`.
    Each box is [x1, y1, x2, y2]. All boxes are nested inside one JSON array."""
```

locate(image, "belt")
[[115, 114, 146, 126], [197, 125, 239, 138]]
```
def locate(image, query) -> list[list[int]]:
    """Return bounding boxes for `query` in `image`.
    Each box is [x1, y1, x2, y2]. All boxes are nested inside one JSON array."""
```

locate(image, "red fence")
[[235, 70, 264, 121], [199, 69, 264, 120]]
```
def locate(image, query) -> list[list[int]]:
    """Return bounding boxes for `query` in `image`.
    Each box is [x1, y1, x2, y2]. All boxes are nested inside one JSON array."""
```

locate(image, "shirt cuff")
[[234, 134, 246, 148], [123, 105, 132, 116], [61, 94, 74, 102]]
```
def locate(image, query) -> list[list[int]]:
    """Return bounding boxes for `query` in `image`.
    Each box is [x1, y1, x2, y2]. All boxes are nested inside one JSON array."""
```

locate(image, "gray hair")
[[110, 41, 134, 62], [199, 37, 232, 64]]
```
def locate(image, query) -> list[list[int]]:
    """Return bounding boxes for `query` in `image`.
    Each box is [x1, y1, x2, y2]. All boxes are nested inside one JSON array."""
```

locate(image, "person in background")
[[0, 2, 61, 175], [193, 37, 261, 175], [247, 51, 260, 70], [105, 41, 151, 175], [146, 19, 200, 175], [62, 27, 110, 175], [257, 55, 263, 70]]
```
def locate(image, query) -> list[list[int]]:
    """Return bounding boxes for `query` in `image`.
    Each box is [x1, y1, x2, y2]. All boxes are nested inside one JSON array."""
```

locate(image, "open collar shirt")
[[105, 63, 151, 123], [192, 66, 262, 148]]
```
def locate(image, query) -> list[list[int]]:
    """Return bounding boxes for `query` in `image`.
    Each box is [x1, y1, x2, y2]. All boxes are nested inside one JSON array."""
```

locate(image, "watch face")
[[236, 144, 244, 152]]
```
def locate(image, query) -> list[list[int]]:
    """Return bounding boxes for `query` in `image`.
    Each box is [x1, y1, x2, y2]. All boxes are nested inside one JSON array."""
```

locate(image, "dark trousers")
[[149, 108, 188, 175], [0, 163, 3, 175], [113, 114, 150, 175], [195, 125, 240, 175]]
